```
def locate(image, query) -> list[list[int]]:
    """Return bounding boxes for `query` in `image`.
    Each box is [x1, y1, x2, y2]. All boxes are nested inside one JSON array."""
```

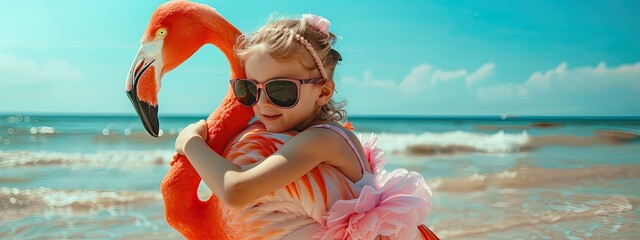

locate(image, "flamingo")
[[125, 1, 439, 239], [125, 1, 253, 238]]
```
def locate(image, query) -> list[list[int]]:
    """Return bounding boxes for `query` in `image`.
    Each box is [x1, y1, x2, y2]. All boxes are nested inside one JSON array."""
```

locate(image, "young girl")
[[176, 14, 433, 240]]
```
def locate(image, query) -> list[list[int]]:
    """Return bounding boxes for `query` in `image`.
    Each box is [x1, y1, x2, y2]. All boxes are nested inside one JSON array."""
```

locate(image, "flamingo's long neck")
[[159, 7, 253, 239], [201, 15, 253, 152]]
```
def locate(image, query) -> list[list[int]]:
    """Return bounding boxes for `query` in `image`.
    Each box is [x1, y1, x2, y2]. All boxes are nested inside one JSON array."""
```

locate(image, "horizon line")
[[1, 112, 639, 120]]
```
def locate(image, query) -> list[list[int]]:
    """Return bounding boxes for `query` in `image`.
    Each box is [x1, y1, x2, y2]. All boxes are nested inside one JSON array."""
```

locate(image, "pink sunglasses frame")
[[230, 78, 325, 109]]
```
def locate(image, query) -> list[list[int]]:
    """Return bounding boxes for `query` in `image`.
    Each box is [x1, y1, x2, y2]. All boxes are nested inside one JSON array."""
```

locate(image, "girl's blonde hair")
[[235, 16, 346, 122]]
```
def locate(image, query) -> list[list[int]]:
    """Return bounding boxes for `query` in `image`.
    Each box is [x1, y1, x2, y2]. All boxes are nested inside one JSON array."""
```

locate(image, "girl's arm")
[[176, 120, 338, 207]]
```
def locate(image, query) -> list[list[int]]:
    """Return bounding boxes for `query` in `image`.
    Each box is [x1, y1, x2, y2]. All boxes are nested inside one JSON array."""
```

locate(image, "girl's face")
[[245, 51, 326, 132]]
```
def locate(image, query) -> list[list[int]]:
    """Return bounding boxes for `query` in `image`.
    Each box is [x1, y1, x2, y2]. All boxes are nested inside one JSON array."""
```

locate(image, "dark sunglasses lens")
[[266, 80, 298, 108], [233, 80, 258, 106]]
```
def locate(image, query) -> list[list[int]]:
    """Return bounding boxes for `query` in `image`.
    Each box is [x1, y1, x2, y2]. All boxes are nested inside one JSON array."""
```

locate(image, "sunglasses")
[[230, 78, 325, 108]]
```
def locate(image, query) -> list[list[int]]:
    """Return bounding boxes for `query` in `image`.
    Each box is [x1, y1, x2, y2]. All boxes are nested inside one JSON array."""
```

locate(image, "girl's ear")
[[316, 80, 334, 106]]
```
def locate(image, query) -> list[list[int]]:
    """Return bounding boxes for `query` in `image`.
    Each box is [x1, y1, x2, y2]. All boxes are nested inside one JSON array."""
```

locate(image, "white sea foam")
[[0, 187, 161, 214], [28, 126, 56, 135], [428, 164, 640, 192], [435, 193, 637, 239], [360, 130, 530, 156], [1, 130, 531, 169], [0, 150, 174, 168]]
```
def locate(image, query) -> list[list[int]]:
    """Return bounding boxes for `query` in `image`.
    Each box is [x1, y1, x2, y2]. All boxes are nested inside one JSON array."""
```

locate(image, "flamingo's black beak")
[[126, 58, 160, 138]]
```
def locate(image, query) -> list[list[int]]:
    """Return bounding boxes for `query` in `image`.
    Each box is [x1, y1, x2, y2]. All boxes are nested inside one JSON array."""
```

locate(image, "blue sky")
[[1, 0, 639, 116]]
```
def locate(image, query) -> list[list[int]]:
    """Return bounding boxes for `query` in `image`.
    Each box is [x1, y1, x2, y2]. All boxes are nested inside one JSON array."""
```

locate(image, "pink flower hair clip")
[[302, 14, 330, 37]]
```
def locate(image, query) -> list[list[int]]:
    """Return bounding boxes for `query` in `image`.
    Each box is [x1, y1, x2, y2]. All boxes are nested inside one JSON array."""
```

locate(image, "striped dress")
[[220, 122, 438, 240]]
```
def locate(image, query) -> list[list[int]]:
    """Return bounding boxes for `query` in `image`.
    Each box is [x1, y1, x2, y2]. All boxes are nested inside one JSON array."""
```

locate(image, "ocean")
[[1, 114, 639, 239]]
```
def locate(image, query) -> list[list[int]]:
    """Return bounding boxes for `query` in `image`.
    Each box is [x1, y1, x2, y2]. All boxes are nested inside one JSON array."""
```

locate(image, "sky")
[[1, 0, 639, 116]]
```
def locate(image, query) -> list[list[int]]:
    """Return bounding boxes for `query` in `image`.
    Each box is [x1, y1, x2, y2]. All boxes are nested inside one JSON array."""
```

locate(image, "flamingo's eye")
[[157, 28, 167, 37]]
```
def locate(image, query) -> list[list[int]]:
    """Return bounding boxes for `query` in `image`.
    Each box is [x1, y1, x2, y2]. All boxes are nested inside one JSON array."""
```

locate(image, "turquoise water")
[[1, 114, 639, 239]]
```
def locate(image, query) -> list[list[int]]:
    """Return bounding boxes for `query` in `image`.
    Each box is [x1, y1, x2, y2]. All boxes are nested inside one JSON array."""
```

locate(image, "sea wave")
[[435, 193, 638, 239], [1, 131, 531, 168], [364, 130, 530, 156], [0, 187, 162, 216], [0, 150, 174, 168], [367, 129, 638, 156], [2, 129, 636, 168], [428, 163, 640, 192]]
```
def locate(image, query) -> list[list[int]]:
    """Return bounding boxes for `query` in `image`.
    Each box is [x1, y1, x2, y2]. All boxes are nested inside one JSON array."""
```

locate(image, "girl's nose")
[[255, 88, 272, 106]]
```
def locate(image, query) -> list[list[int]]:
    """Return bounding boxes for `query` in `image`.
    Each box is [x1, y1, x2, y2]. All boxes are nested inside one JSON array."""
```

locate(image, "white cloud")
[[474, 61, 640, 115], [0, 51, 84, 113], [398, 64, 432, 94], [0, 52, 82, 85], [516, 61, 640, 95], [567, 61, 640, 90], [519, 61, 640, 93], [343, 60, 640, 115], [343, 70, 397, 90], [396, 64, 471, 95], [350, 63, 492, 96], [350, 61, 640, 99], [465, 63, 495, 87], [347, 62, 496, 95], [362, 70, 396, 88], [522, 62, 568, 90], [430, 69, 467, 85]]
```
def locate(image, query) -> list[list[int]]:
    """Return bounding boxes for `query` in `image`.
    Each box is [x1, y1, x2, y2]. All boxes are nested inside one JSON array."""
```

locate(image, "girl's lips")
[[262, 114, 282, 121]]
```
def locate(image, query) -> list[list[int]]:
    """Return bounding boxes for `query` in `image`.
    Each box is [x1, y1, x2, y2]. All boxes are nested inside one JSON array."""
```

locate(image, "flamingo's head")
[[125, 1, 228, 137]]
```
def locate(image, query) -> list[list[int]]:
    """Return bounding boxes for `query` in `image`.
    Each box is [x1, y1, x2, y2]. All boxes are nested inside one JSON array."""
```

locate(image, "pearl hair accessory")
[[283, 29, 329, 81]]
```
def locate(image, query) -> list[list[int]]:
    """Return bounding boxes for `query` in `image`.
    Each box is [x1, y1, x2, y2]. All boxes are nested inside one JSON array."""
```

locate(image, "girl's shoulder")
[[306, 122, 361, 147], [305, 122, 370, 181], [307, 121, 353, 134]]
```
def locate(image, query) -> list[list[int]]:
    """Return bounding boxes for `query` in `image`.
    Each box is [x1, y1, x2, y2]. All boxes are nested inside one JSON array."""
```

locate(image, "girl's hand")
[[175, 119, 208, 155]]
